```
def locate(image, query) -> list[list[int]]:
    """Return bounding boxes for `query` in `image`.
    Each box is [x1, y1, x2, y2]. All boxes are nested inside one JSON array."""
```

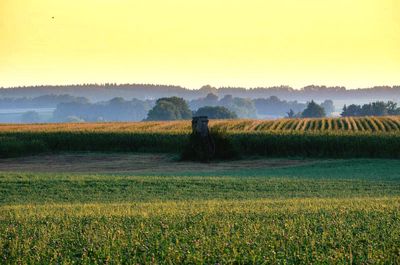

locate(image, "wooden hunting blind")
[[191, 116, 215, 161]]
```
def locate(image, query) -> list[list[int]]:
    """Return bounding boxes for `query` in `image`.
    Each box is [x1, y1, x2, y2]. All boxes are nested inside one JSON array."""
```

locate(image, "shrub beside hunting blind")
[[191, 116, 215, 161]]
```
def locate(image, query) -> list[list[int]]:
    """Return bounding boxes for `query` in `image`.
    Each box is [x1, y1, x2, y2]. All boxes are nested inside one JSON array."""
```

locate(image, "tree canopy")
[[341, 101, 400, 117], [194, 106, 237, 119], [321, 100, 335, 116], [146, 97, 192, 121], [301, 100, 326, 118]]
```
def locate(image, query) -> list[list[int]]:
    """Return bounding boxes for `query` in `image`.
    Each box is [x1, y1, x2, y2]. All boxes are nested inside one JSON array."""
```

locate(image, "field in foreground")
[[1, 155, 400, 264], [1, 116, 400, 158], [2, 198, 399, 264]]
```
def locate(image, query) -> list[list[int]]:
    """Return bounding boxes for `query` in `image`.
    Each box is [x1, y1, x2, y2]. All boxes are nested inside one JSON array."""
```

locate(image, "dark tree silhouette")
[[341, 101, 400, 117], [195, 106, 237, 119], [301, 100, 326, 118], [286, 109, 295, 118], [146, 97, 192, 121]]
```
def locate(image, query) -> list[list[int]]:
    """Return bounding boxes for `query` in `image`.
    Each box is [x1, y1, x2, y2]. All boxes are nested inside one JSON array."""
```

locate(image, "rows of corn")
[[1, 198, 399, 264], [1, 116, 400, 158], [1, 116, 400, 133]]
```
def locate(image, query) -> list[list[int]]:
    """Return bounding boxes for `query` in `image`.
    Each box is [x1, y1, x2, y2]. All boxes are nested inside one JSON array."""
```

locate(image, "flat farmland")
[[1, 117, 400, 158], [1, 118, 400, 263], [1, 154, 400, 264]]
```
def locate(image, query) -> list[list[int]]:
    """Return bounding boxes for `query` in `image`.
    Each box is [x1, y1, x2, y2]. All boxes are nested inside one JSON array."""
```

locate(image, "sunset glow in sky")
[[1, 0, 399, 89]]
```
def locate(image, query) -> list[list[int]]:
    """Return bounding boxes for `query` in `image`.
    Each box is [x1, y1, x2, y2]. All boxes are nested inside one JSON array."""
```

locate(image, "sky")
[[1, 0, 399, 89]]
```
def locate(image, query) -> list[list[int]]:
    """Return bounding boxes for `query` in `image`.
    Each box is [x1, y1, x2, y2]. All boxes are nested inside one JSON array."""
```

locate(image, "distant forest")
[[0, 83, 399, 123], [1, 84, 399, 102], [17, 94, 311, 122]]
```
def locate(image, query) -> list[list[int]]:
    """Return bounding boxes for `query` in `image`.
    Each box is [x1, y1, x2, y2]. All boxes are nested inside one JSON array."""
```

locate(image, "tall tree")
[[146, 97, 192, 121], [321, 100, 335, 116], [195, 106, 237, 119], [301, 100, 326, 118], [341, 104, 362, 117]]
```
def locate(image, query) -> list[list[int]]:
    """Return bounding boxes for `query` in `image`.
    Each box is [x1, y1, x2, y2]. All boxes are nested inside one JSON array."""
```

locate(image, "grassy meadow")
[[1, 157, 400, 263]]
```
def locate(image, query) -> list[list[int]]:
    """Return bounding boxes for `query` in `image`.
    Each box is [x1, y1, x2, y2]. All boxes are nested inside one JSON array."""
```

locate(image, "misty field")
[[1, 116, 400, 158], [1, 156, 400, 264]]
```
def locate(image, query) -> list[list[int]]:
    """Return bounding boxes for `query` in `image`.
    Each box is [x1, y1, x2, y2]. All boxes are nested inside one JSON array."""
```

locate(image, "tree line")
[[146, 97, 334, 121], [341, 101, 400, 117], [1, 83, 399, 102], [13, 93, 324, 123], [8, 94, 400, 123], [0, 94, 88, 109]]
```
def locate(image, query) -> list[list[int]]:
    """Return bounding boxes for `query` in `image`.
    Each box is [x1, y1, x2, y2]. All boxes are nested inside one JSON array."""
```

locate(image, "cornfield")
[[1, 117, 400, 263], [1, 116, 400, 133], [1, 198, 400, 264], [1, 116, 400, 158]]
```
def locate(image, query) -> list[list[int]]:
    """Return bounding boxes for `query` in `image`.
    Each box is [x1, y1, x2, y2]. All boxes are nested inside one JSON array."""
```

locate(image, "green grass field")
[[1, 156, 400, 264]]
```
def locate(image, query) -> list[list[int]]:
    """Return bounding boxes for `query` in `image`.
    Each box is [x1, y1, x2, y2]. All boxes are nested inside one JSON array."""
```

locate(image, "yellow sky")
[[1, 0, 399, 89]]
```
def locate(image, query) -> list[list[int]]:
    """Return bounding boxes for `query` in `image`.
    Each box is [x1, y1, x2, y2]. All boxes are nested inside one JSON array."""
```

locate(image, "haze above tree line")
[[1, 84, 399, 102]]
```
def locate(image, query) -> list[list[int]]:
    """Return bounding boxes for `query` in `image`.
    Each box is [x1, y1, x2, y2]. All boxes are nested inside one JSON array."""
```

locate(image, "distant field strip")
[[2, 174, 400, 205], [1, 116, 400, 158]]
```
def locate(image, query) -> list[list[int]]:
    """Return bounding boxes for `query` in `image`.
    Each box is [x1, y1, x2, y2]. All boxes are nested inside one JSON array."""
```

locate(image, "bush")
[[181, 129, 239, 161], [0, 137, 48, 158]]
